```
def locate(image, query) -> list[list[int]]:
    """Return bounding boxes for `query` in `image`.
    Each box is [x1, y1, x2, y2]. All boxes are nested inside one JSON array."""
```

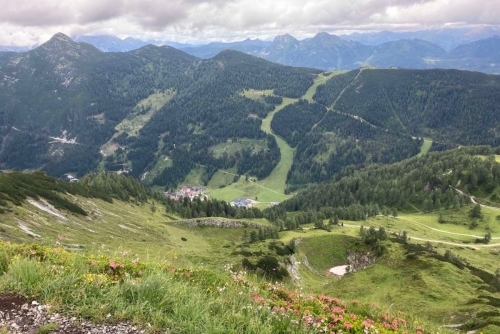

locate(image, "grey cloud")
[[125, 0, 190, 29], [76, 1, 126, 24], [0, 0, 499, 45], [0, 1, 73, 26]]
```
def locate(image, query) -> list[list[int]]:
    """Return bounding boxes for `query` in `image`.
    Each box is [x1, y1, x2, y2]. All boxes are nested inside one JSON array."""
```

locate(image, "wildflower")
[[109, 259, 118, 269], [361, 319, 374, 328]]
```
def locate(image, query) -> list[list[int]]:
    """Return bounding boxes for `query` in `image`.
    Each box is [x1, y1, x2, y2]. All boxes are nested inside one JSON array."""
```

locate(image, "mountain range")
[[1, 32, 500, 193], [82, 32, 500, 74], [183, 32, 500, 74], [2, 28, 500, 74]]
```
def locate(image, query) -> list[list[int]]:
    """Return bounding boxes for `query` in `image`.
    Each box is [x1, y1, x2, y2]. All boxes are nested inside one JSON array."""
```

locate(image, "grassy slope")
[[0, 195, 267, 268], [0, 240, 436, 333], [417, 138, 433, 157], [302, 72, 344, 103], [2, 182, 495, 332], [284, 207, 500, 333], [101, 89, 176, 156]]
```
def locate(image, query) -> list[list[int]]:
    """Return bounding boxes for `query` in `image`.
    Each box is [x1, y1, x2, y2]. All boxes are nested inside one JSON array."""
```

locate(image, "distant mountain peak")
[[273, 34, 298, 44], [50, 32, 74, 43], [313, 32, 339, 40], [311, 32, 342, 45], [36, 32, 100, 59]]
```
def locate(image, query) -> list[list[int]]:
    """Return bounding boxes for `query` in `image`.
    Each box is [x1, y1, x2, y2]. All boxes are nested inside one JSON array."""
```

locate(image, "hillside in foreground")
[[0, 171, 440, 333], [2, 146, 500, 332]]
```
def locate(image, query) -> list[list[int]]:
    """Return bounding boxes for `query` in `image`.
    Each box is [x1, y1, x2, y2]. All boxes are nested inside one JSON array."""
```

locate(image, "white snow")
[[329, 265, 349, 277]]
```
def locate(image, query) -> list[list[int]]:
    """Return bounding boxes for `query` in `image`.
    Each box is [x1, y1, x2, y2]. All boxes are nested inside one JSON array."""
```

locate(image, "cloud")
[[0, 0, 499, 45]]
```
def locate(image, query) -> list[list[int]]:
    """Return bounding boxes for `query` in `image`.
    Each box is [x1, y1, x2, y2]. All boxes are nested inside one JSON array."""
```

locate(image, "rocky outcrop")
[[347, 251, 376, 272], [175, 218, 262, 228]]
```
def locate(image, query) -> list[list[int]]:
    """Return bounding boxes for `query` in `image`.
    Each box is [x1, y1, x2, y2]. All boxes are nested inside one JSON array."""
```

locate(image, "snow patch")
[[329, 265, 349, 277]]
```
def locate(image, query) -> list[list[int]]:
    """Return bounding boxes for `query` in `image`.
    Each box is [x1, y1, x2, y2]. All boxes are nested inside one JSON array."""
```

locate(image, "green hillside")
[[269, 146, 500, 219], [1, 160, 500, 332], [314, 68, 500, 146]]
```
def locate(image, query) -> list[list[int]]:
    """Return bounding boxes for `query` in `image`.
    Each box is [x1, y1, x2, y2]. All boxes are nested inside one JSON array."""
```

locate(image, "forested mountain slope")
[[314, 68, 500, 146], [266, 68, 500, 189], [0, 33, 319, 188], [0, 33, 199, 175], [1, 33, 500, 194], [265, 146, 500, 221]]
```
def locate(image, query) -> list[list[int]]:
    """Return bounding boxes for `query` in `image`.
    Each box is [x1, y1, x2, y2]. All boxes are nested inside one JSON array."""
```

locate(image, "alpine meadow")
[[1, 32, 500, 333]]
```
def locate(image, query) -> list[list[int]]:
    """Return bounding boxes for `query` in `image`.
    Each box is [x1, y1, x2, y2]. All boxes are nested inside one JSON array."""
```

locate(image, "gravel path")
[[0, 293, 146, 334]]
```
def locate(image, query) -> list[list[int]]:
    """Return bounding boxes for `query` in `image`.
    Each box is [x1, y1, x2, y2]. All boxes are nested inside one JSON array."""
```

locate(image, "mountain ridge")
[[3, 30, 500, 73]]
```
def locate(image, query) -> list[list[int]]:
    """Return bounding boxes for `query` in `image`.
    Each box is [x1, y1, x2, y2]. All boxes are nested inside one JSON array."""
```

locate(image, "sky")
[[1, 0, 499, 46]]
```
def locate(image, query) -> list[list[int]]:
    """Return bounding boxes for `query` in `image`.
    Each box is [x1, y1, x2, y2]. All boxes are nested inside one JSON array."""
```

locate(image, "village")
[[163, 185, 264, 209]]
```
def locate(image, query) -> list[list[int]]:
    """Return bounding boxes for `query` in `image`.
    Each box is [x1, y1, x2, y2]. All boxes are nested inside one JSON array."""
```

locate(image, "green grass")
[[37, 323, 59, 334], [417, 138, 433, 157], [318, 243, 486, 325], [290, 228, 499, 332], [296, 234, 358, 272], [0, 241, 441, 334], [257, 97, 297, 195], [208, 177, 288, 208], [206, 168, 239, 189], [116, 89, 176, 137], [302, 72, 345, 102], [182, 166, 206, 187], [142, 156, 173, 184], [101, 89, 175, 155], [240, 89, 274, 100], [0, 194, 241, 262], [209, 139, 267, 159], [278, 208, 500, 333], [3, 190, 493, 332]]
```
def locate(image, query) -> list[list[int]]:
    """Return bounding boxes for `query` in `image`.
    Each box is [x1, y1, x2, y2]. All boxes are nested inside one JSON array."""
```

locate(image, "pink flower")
[[361, 319, 374, 328], [344, 323, 353, 330]]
